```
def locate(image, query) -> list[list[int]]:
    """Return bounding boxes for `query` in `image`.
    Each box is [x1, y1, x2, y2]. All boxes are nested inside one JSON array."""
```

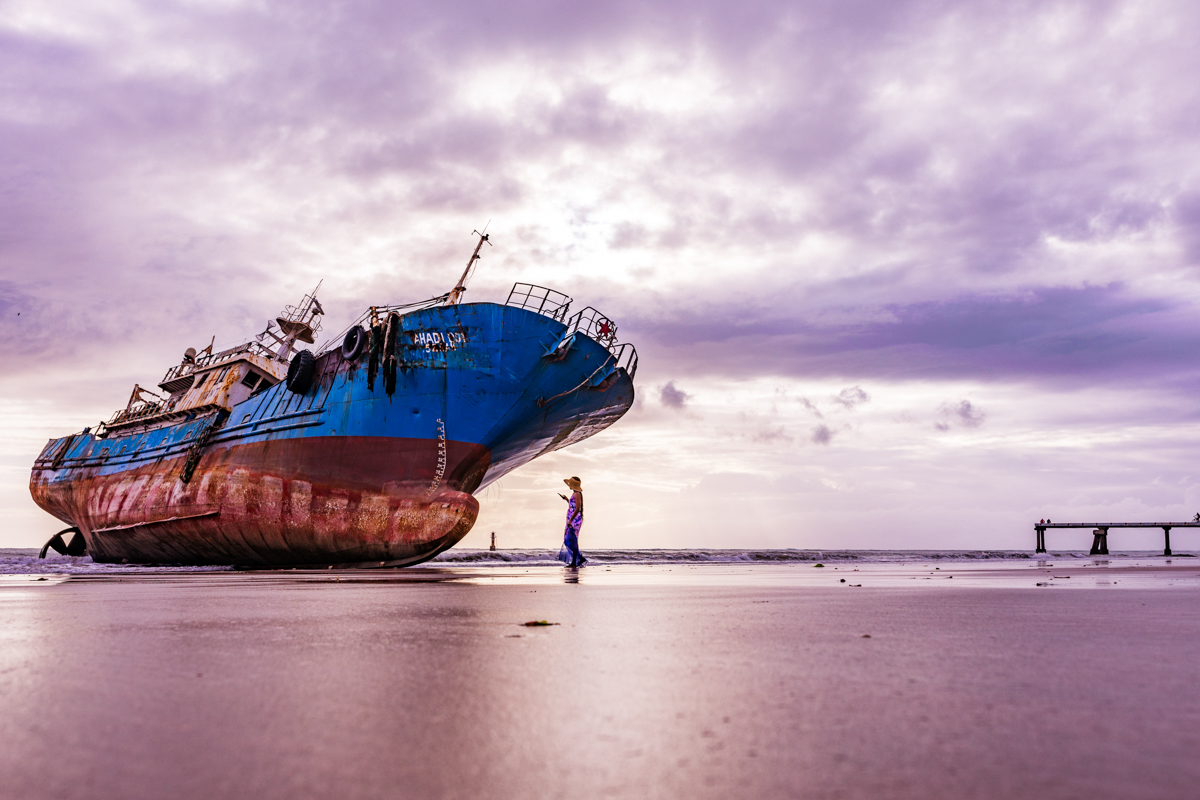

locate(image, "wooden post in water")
[[1163, 526, 1172, 557]]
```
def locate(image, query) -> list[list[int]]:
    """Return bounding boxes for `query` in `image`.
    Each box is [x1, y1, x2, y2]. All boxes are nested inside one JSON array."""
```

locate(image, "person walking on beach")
[[559, 476, 586, 567]]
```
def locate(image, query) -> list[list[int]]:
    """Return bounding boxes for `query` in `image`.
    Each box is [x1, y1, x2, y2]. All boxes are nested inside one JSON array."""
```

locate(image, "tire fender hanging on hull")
[[383, 312, 400, 396]]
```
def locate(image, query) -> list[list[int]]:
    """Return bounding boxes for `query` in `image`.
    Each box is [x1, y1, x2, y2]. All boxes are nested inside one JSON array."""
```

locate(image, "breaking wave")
[[0, 549, 233, 575], [2, 547, 1191, 575], [427, 548, 1194, 566]]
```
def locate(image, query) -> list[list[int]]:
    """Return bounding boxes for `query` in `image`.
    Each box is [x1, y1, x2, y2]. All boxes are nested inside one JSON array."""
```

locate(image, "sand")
[[3, 562, 1200, 799]]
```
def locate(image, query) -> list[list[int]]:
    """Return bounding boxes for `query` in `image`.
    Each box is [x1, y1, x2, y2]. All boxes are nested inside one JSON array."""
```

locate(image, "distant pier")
[[1034, 522, 1200, 555]]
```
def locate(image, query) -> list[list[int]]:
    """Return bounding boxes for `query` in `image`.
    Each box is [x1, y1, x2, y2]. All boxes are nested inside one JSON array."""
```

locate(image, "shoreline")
[[4, 556, 1200, 589]]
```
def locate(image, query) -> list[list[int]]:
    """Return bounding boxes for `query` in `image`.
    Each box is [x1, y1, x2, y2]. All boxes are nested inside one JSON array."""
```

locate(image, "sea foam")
[[1, 546, 1191, 575]]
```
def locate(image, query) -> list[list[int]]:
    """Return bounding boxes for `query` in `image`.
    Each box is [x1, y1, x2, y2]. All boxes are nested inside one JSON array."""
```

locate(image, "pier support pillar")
[[1035, 527, 1046, 553], [1163, 526, 1172, 557], [1090, 528, 1109, 556]]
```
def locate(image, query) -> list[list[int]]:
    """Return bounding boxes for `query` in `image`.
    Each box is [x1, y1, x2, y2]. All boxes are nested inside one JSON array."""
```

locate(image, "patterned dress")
[[561, 493, 584, 565]]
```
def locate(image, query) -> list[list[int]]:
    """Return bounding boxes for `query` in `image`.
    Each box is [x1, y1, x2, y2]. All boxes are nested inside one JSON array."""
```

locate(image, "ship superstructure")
[[31, 234, 637, 566]]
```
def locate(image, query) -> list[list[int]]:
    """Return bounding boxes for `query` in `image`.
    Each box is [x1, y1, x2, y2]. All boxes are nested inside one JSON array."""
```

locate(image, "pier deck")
[[1034, 522, 1200, 555]]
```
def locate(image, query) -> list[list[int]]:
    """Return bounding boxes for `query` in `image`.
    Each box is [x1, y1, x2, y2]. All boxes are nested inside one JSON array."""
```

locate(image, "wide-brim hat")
[[563, 477, 582, 491]]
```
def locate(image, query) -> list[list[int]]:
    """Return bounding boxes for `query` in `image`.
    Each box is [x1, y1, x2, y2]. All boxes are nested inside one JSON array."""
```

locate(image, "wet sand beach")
[[3, 559, 1200, 799]]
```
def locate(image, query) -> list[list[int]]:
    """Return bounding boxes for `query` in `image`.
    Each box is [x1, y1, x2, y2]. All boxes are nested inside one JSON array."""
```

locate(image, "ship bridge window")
[[193, 372, 209, 391], [241, 371, 261, 390]]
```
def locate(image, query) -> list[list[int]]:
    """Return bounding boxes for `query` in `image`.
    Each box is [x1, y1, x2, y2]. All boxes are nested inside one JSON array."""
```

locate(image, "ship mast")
[[446, 226, 491, 305], [259, 282, 324, 361]]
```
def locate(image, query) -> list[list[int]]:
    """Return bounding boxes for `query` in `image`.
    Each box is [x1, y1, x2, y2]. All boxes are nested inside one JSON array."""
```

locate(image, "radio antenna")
[[446, 222, 492, 305]]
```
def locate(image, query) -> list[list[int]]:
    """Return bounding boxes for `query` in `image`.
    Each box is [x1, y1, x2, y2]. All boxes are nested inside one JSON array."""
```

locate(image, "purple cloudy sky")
[[4, 0, 1200, 550]]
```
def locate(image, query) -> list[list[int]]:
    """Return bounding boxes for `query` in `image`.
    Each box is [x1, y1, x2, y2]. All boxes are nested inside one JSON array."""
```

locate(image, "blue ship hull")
[[30, 300, 636, 566]]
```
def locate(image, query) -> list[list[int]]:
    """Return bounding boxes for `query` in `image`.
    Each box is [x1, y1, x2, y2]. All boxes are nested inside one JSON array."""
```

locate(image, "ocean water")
[[1, 546, 1194, 575]]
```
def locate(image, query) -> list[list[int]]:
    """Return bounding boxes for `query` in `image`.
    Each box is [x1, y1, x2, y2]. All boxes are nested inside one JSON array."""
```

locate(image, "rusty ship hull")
[[30, 293, 636, 566]]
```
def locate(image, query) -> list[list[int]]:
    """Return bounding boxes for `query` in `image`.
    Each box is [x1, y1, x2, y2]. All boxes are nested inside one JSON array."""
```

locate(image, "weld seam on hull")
[[40, 418, 327, 473], [220, 408, 325, 436], [92, 510, 221, 534], [211, 418, 324, 443]]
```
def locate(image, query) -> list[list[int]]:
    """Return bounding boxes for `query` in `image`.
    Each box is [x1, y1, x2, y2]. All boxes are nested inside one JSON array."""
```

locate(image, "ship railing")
[[608, 342, 639, 380], [159, 340, 277, 386], [316, 297, 451, 356], [106, 398, 166, 427], [564, 306, 619, 347], [505, 283, 573, 322], [560, 305, 638, 378]]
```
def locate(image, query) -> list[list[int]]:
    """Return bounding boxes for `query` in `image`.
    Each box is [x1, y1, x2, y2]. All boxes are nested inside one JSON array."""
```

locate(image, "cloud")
[[798, 398, 823, 418], [5, 0, 1200, 550], [625, 284, 1192, 385], [659, 381, 691, 409], [832, 386, 869, 409], [753, 425, 792, 444], [936, 400, 986, 431], [4, 0, 1200, 394]]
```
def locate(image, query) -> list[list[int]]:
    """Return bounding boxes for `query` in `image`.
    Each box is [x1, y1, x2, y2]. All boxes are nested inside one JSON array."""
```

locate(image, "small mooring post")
[[1163, 526, 1172, 557], [489, 531, 496, 552], [1090, 527, 1110, 556]]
